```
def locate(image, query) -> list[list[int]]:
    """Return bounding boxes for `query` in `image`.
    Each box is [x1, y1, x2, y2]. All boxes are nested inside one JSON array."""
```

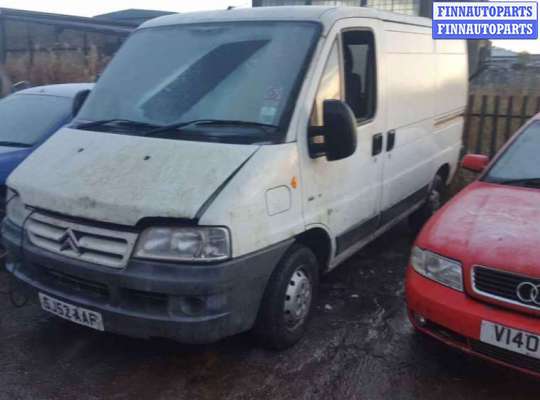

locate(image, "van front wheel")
[[409, 174, 444, 232], [253, 244, 319, 350]]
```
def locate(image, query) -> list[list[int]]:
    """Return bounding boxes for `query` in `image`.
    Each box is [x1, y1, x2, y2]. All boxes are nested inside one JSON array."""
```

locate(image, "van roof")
[[140, 6, 432, 33]]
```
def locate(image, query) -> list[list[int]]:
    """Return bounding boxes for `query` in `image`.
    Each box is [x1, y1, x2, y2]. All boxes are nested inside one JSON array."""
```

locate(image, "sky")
[[0, 0, 538, 53], [0, 0, 250, 16]]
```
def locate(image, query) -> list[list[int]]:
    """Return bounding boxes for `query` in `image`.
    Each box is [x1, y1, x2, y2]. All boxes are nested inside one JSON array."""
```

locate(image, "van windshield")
[[77, 21, 319, 144]]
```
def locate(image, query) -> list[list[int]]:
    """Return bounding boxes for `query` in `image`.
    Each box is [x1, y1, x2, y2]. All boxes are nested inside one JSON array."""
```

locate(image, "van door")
[[299, 21, 385, 264]]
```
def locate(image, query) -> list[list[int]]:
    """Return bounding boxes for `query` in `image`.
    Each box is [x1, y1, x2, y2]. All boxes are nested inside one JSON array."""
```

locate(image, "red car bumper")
[[406, 266, 540, 378]]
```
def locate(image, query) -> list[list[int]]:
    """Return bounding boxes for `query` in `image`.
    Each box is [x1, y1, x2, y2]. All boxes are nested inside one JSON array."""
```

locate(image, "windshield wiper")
[[0, 141, 32, 148], [142, 119, 278, 137], [74, 119, 160, 131], [491, 177, 540, 187]]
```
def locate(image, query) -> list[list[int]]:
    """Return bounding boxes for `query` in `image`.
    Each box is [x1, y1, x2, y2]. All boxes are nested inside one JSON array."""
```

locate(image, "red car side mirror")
[[462, 154, 489, 173]]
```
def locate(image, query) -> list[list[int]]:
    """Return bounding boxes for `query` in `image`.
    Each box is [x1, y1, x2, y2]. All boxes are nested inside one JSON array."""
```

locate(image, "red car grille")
[[472, 266, 540, 312]]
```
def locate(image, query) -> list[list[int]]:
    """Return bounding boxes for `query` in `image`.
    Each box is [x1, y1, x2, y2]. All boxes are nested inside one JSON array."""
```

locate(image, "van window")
[[310, 41, 342, 127], [342, 30, 376, 121]]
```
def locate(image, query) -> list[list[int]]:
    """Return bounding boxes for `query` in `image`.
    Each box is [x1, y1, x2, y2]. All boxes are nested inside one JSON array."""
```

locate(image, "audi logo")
[[516, 282, 540, 305]]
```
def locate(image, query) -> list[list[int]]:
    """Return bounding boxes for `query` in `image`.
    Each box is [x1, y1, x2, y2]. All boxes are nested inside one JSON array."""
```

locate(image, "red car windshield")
[[484, 121, 540, 186]]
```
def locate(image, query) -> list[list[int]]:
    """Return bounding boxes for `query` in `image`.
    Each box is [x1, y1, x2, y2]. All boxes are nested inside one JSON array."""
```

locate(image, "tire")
[[408, 174, 445, 232], [253, 244, 319, 350]]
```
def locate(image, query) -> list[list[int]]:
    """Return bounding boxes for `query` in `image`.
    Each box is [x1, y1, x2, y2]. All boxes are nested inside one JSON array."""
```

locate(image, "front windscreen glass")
[[484, 121, 540, 185], [77, 21, 320, 143], [0, 94, 70, 147]]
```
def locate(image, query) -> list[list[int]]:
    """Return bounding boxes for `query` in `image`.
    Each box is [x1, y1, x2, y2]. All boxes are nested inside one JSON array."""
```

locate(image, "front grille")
[[26, 213, 138, 268], [42, 267, 109, 300], [23, 263, 170, 313], [0, 184, 7, 219], [423, 320, 467, 345], [471, 340, 540, 373], [120, 288, 169, 315], [472, 266, 540, 312]]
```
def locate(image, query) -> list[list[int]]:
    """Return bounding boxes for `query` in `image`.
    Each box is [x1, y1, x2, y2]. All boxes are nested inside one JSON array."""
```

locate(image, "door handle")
[[386, 130, 396, 152], [372, 133, 383, 156]]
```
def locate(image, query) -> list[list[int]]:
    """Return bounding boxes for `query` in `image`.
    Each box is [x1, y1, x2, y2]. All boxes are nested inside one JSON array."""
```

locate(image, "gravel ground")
[[1, 222, 538, 400]]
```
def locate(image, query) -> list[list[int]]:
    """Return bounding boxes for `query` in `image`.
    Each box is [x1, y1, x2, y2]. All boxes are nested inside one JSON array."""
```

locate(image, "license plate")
[[480, 320, 540, 359], [39, 293, 104, 331]]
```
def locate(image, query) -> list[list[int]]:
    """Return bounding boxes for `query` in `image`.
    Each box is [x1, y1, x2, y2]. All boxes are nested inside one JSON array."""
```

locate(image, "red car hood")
[[418, 181, 540, 277]]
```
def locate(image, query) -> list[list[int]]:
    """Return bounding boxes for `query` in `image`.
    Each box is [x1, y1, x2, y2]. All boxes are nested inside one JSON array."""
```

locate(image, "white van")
[[3, 6, 467, 349]]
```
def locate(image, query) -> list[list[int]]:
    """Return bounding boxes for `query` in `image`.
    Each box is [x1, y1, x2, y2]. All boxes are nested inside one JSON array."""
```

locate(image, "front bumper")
[[3, 219, 292, 343], [406, 266, 540, 378]]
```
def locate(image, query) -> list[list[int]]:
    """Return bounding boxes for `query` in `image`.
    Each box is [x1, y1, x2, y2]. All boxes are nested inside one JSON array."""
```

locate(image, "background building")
[[0, 8, 174, 96], [253, 0, 432, 16]]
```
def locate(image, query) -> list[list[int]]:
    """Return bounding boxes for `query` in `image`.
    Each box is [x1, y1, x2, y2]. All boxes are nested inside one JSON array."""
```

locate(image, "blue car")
[[0, 83, 93, 206]]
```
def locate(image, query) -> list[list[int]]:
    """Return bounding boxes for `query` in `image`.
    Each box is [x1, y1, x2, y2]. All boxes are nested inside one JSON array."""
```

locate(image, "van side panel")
[[380, 23, 466, 213], [434, 39, 468, 182], [380, 24, 437, 213], [435, 40, 468, 117], [199, 143, 304, 258], [384, 26, 436, 130]]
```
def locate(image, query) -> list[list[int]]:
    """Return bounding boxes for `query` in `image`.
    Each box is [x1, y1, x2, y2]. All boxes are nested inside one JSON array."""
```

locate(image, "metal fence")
[[463, 94, 540, 157]]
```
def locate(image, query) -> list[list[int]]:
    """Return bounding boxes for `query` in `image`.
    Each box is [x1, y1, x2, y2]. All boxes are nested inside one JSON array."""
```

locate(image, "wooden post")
[[0, 17, 5, 64], [520, 95, 529, 127], [475, 95, 487, 154], [490, 96, 500, 157], [462, 94, 474, 152], [504, 96, 514, 141]]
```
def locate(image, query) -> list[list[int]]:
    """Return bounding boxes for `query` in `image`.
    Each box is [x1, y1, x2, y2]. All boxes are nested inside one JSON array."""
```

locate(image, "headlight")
[[134, 226, 231, 262], [410, 246, 463, 291], [6, 188, 30, 227]]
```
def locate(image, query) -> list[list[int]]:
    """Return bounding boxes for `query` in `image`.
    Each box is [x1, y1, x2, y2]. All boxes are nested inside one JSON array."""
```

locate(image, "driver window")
[[310, 41, 342, 127], [342, 30, 376, 122]]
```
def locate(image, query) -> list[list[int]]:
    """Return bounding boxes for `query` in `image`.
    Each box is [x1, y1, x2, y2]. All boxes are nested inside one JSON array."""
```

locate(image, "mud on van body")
[[3, 6, 467, 349]]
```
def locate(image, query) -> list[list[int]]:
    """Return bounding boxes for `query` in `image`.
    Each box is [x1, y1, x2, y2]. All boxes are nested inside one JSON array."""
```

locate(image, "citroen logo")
[[516, 282, 540, 305], [59, 228, 82, 255]]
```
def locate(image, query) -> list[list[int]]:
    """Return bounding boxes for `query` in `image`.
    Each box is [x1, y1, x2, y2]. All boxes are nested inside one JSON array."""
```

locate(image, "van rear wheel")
[[409, 174, 444, 232], [253, 244, 319, 350]]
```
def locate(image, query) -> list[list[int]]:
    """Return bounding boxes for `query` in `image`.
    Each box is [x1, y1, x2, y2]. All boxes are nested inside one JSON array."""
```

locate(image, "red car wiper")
[[494, 178, 540, 187]]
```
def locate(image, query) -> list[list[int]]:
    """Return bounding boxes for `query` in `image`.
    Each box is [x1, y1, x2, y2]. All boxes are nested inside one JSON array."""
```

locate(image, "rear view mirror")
[[72, 89, 91, 118], [309, 100, 357, 161], [462, 154, 489, 173]]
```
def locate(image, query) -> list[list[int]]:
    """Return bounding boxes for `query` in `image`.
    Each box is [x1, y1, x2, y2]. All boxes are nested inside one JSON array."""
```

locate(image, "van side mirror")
[[72, 89, 91, 118], [309, 100, 357, 161], [462, 154, 489, 173], [11, 81, 31, 93]]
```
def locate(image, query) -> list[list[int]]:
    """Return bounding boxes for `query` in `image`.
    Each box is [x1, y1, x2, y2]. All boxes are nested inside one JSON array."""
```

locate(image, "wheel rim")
[[283, 267, 312, 331], [428, 186, 441, 213]]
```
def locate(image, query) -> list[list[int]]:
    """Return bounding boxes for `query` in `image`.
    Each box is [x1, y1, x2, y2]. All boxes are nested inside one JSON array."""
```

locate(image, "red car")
[[406, 113, 540, 377]]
